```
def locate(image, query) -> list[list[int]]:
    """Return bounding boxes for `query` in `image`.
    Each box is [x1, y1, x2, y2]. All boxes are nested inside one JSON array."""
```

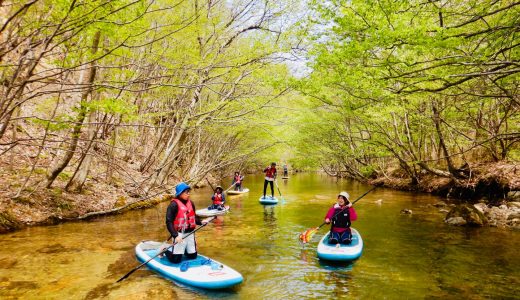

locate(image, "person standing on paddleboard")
[[232, 171, 244, 191], [263, 162, 277, 198], [324, 191, 358, 246], [165, 182, 208, 263]]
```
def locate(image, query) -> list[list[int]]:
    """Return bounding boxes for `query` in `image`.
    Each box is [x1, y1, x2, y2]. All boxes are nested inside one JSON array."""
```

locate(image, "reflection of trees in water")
[[299, 249, 312, 263], [228, 195, 243, 209], [212, 216, 225, 238], [317, 263, 354, 297], [263, 205, 277, 233]]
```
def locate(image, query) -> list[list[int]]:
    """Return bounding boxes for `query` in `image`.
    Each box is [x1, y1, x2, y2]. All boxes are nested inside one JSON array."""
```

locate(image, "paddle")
[[116, 216, 217, 283], [205, 178, 216, 192], [274, 179, 285, 204], [206, 178, 235, 193], [298, 186, 377, 244], [224, 182, 236, 193]]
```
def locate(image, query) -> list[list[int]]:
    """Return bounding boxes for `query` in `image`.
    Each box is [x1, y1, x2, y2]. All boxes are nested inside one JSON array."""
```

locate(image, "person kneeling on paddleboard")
[[208, 186, 226, 210], [165, 182, 208, 264], [324, 191, 358, 245]]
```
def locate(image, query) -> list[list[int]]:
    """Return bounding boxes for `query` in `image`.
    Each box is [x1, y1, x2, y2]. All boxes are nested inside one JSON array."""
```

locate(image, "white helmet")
[[338, 191, 350, 201]]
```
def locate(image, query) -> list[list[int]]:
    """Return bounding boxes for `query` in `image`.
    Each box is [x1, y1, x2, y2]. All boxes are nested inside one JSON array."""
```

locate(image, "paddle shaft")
[[224, 182, 236, 193], [316, 186, 377, 230], [116, 216, 216, 283], [205, 178, 216, 192], [207, 178, 234, 193], [274, 180, 283, 197]]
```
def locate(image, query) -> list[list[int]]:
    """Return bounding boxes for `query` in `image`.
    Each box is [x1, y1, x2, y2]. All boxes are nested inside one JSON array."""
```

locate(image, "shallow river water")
[[0, 173, 519, 299]]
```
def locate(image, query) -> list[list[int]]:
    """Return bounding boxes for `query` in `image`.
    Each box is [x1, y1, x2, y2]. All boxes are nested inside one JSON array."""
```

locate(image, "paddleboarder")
[[263, 162, 277, 198], [232, 171, 244, 191], [208, 186, 226, 210], [165, 182, 208, 264], [324, 191, 358, 246]]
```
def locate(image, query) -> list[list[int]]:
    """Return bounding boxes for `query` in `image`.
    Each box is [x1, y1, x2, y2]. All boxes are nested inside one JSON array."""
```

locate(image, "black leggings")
[[165, 250, 197, 263], [263, 180, 274, 197]]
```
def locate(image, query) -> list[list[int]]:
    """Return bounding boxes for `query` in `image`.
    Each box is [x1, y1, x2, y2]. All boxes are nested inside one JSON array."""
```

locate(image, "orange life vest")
[[172, 198, 196, 232]]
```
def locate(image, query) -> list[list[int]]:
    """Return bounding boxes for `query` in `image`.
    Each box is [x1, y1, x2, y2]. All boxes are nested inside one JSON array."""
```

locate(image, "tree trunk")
[[46, 31, 101, 188], [65, 112, 99, 192], [431, 101, 460, 179]]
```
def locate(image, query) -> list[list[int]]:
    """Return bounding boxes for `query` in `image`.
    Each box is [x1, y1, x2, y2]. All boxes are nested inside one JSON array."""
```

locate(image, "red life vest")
[[234, 175, 242, 184], [265, 167, 276, 178], [172, 198, 196, 232], [213, 193, 223, 205]]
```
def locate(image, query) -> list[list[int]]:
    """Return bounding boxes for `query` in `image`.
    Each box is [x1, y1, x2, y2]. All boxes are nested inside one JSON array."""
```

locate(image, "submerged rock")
[[400, 209, 412, 214], [445, 204, 487, 226], [446, 216, 466, 226]]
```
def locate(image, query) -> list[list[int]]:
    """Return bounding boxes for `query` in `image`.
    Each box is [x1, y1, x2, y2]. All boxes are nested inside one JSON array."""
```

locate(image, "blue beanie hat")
[[174, 182, 191, 197]]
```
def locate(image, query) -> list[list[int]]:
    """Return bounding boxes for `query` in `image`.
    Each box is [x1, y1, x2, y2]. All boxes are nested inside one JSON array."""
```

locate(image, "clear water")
[[0, 173, 518, 299]]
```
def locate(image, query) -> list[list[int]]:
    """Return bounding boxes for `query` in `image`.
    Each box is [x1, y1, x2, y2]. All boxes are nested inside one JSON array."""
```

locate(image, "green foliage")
[[85, 98, 137, 115], [287, 0, 520, 178]]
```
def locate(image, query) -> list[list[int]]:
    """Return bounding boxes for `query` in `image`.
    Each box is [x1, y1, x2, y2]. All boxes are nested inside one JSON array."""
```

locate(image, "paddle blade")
[[299, 227, 319, 244]]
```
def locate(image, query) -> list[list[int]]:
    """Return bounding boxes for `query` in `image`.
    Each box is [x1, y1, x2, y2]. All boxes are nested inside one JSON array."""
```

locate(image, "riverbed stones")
[[506, 201, 520, 209], [470, 203, 520, 227], [474, 203, 487, 214], [507, 212, 520, 220], [445, 204, 487, 226], [507, 191, 520, 201], [506, 218, 520, 228]]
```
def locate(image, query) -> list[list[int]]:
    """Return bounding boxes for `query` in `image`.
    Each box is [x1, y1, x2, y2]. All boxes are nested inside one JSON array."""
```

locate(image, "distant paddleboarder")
[[263, 162, 277, 198], [232, 171, 244, 191]]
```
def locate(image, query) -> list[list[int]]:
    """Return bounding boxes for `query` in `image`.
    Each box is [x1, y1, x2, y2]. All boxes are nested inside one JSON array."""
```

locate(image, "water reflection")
[[318, 260, 355, 272], [298, 249, 312, 264], [262, 205, 277, 224]]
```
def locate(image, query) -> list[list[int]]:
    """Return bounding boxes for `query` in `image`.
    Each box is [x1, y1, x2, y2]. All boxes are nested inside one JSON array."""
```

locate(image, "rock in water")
[[446, 216, 467, 226], [445, 204, 487, 226]]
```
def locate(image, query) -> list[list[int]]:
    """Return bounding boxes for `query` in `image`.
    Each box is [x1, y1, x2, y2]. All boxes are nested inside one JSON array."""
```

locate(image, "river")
[[0, 173, 518, 299]]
